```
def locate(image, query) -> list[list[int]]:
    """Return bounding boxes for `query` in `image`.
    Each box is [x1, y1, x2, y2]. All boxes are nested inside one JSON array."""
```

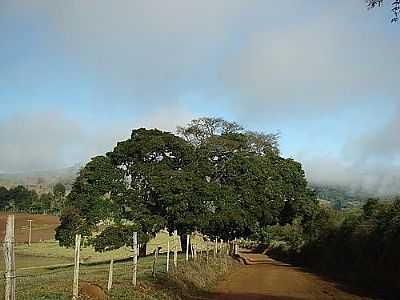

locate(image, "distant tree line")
[[0, 183, 66, 214], [56, 117, 319, 250]]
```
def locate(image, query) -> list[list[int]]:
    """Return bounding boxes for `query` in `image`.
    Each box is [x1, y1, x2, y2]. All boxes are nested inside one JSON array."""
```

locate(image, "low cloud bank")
[[0, 109, 193, 173], [301, 109, 400, 197]]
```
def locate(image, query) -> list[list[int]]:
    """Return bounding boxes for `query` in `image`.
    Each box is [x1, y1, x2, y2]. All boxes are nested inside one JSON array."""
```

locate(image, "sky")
[[0, 0, 399, 195]]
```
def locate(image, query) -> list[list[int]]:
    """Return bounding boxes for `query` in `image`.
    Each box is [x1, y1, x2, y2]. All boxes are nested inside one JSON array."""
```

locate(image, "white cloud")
[[300, 108, 400, 196], [0, 108, 194, 173], [343, 109, 400, 163], [0, 111, 83, 172], [1, 0, 399, 195]]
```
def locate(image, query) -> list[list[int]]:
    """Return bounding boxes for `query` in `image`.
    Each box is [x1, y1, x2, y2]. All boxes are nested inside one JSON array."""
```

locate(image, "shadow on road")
[[240, 250, 396, 300], [201, 292, 306, 300]]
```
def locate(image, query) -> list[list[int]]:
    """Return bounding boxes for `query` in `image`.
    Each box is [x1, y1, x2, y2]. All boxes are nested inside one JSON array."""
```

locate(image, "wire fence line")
[[2, 214, 238, 300]]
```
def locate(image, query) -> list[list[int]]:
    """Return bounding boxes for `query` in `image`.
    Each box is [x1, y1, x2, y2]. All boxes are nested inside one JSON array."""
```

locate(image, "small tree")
[[53, 183, 66, 212]]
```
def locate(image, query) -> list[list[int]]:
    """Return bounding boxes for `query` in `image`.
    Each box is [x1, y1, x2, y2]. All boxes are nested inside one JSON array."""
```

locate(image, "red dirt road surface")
[[211, 252, 372, 300]]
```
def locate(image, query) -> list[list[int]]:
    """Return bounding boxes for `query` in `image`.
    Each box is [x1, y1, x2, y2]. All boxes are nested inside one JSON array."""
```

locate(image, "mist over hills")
[[0, 160, 398, 208], [0, 163, 81, 193]]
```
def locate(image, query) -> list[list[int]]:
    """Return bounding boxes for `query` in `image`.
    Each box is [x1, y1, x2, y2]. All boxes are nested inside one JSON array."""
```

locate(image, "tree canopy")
[[0, 184, 65, 214], [56, 118, 318, 250]]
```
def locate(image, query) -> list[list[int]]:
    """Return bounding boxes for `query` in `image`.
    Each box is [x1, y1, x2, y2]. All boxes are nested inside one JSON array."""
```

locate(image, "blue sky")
[[1, 1, 399, 194]]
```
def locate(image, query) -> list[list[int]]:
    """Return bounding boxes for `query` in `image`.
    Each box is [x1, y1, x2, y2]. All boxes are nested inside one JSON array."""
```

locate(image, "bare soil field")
[[0, 212, 59, 243]]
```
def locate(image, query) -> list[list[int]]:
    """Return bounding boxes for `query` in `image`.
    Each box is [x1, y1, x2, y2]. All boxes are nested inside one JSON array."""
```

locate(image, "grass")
[[1, 252, 170, 299], [0, 235, 236, 300], [0, 214, 236, 299], [15, 241, 133, 263]]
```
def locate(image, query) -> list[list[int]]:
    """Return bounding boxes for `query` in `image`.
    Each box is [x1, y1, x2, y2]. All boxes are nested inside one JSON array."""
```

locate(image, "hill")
[[311, 183, 400, 209], [0, 164, 80, 194]]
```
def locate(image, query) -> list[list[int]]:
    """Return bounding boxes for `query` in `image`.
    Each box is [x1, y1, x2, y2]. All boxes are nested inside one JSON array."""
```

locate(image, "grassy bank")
[[108, 256, 236, 300]]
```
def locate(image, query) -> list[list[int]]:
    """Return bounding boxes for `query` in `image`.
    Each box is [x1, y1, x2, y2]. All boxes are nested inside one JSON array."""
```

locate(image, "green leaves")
[[56, 119, 317, 250]]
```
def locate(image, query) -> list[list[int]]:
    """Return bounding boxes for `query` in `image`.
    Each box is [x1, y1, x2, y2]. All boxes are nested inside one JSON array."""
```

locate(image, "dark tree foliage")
[[53, 182, 66, 198], [266, 198, 400, 291], [0, 185, 39, 211], [0, 186, 10, 209], [0, 184, 64, 214], [55, 208, 92, 247], [56, 119, 317, 250], [367, 0, 400, 22]]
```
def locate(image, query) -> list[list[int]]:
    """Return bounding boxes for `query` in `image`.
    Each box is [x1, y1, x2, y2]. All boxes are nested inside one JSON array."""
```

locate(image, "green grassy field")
[[1, 246, 182, 300], [0, 214, 234, 299], [1, 250, 230, 300], [0, 241, 134, 271], [0, 238, 233, 299]]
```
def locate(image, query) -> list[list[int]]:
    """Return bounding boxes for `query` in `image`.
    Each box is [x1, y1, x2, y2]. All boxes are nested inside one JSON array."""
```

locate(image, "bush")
[[255, 217, 304, 252]]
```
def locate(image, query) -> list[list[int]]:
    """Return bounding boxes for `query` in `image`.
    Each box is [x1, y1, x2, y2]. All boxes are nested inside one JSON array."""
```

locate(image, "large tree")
[[56, 119, 317, 250]]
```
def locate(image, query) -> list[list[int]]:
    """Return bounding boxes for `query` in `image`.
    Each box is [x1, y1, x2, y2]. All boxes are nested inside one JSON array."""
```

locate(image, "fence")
[[1, 215, 239, 300]]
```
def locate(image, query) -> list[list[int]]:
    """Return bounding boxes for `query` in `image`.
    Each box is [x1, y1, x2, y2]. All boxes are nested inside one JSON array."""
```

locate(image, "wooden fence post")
[[186, 234, 190, 262], [152, 248, 159, 278], [166, 240, 170, 273], [173, 230, 178, 268], [4, 215, 16, 300], [27, 219, 32, 246], [132, 232, 138, 287], [214, 238, 217, 257], [234, 241, 239, 255], [107, 259, 114, 291], [72, 234, 81, 300]]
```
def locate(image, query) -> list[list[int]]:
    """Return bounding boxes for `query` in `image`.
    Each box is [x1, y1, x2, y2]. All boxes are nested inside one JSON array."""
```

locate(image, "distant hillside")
[[310, 183, 374, 209], [0, 164, 81, 194], [310, 183, 400, 209]]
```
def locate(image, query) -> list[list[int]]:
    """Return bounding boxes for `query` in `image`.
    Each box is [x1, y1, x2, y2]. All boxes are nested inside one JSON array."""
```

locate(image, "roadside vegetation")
[[251, 198, 400, 294]]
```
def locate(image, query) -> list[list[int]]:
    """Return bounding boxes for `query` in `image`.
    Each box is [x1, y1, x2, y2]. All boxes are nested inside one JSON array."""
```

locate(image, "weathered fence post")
[[27, 219, 32, 246], [234, 240, 239, 255], [186, 234, 190, 262], [166, 240, 170, 273], [214, 238, 217, 257], [72, 234, 81, 300], [152, 248, 159, 278], [107, 259, 114, 291], [4, 215, 16, 300], [173, 230, 178, 268], [132, 232, 138, 287]]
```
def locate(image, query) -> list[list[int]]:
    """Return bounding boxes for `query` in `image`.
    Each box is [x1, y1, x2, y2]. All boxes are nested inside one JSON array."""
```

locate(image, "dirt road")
[[210, 252, 372, 300]]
